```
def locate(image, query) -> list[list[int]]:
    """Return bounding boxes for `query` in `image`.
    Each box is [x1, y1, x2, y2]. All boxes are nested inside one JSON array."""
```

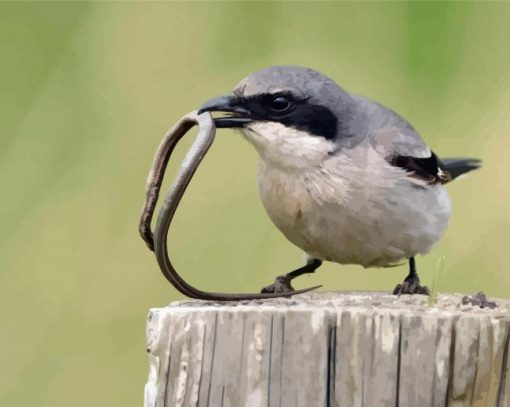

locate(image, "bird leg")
[[261, 259, 322, 294], [393, 257, 430, 295]]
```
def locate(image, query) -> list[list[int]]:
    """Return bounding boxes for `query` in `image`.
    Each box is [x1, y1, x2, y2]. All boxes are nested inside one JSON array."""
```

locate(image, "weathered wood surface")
[[144, 292, 510, 407]]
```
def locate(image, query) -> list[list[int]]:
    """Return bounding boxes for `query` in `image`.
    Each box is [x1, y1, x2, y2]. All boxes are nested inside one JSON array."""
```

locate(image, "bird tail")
[[442, 158, 481, 180]]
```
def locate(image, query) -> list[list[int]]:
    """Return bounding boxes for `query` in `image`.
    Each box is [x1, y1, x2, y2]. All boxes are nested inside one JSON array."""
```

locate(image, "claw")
[[393, 279, 430, 296]]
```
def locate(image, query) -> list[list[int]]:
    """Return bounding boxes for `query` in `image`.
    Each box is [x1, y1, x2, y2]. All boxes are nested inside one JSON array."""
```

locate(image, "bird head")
[[199, 66, 356, 168]]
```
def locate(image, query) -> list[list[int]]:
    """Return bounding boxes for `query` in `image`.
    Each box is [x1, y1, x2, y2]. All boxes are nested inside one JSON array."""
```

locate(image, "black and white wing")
[[358, 95, 480, 184]]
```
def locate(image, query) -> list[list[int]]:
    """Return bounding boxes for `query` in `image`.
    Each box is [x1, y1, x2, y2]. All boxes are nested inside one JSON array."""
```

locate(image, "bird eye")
[[269, 95, 292, 112]]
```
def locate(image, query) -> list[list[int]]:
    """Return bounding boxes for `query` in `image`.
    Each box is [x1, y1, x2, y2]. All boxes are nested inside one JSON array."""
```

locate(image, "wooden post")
[[144, 292, 510, 407]]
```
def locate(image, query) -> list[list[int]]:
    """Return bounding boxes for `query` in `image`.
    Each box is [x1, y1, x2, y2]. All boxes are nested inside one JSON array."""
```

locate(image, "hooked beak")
[[198, 95, 253, 128]]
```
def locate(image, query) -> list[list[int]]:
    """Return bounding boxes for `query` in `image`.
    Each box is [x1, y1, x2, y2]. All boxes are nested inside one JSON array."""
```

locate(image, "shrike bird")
[[199, 66, 480, 295]]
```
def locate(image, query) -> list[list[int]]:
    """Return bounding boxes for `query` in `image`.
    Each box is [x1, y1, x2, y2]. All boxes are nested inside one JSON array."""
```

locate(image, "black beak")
[[198, 95, 253, 128]]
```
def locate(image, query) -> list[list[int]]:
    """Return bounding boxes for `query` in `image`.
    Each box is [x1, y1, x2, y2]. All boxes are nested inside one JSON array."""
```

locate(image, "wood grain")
[[144, 292, 510, 407]]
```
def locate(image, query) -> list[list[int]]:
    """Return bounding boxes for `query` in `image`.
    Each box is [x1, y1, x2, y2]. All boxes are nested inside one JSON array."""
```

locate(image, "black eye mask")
[[241, 93, 338, 140]]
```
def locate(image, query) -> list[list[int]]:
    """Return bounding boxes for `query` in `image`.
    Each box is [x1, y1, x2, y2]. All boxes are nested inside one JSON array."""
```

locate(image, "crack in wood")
[[147, 293, 510, 407]]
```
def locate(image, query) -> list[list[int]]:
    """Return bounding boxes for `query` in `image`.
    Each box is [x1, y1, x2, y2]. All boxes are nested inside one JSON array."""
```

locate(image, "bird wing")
[[355, 95, 451, 184], [388, 151, 451, 184], [370, 127, 451, 184], [370, 126, 480, 183]]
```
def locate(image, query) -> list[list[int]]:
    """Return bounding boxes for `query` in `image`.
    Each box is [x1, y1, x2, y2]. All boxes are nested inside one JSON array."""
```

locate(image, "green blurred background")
[[1, 1, 509, 406]]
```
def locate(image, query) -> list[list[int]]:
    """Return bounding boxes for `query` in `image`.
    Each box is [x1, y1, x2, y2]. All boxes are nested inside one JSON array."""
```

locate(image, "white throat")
[[242, 121, 335, 170]]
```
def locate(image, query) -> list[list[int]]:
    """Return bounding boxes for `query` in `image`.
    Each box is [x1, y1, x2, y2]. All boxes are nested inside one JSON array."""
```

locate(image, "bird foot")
[[393, 275, 430, 296], [260, 275, 294, 294], [461, 292, 497, 309]]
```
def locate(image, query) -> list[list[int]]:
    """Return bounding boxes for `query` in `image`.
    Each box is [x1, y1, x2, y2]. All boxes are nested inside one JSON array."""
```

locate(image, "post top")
[[153, 291, 510, 321]]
